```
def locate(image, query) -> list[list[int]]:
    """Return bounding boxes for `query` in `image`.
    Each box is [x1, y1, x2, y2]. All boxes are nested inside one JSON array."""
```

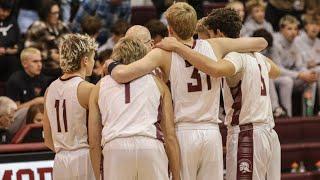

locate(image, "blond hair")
[[0, 96, 17, 116], [226, 1, 243, 9], [20, 47, 40, 62], [279, 15, 300, 29], [59, 33, 97, 73], [196, 17, 208, 34], [245, 0, 266, 13], [165, 2, 197, 40], [111, 37, 147, 65]]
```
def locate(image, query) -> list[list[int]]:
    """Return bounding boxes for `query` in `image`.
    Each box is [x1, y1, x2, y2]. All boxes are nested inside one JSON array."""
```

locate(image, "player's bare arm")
[[265, 57, 281, 79], [77, 81, 95, 109], [153, 76, 181, 180], [88, 82, 102, 180], [43, 90, 55, 152], [156, 37, 236, 78], [208, 37, 268, 59], [107, 48, 171, 83]]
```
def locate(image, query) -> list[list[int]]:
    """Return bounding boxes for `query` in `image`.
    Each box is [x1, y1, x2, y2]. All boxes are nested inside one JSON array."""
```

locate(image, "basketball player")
[[105, 3, 267, 180], [89, 37, 180, 180], [43, 34, 97, 180], [156, 8, 281, 180]]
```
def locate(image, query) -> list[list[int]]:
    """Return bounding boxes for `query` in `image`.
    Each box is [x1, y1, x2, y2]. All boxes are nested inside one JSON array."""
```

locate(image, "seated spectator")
[[71, 0, 131, 44], [195, 17, 210, 40], [26, 103, 43, 125], [242, 0, 274, 37], [81, 15, 102, 40], [225, 1, 245, 37], [25, 0, 70, 79], [0, 0, 20, 81], [0, 96, 17, 144], [145, 19, 168, 44], [98, 20, 130, 53], [252, 28, 287, 117], [225, 1, 245, 22], [272, 15, 317, 116], [17, 0, 40, 34], [6, 47, 49, 109], [295, 15, 320, 114]]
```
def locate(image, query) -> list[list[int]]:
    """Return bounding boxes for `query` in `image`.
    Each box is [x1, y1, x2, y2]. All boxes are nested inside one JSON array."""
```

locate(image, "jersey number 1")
[[258, 64, 267, 96], [54, 99, 68, 132]]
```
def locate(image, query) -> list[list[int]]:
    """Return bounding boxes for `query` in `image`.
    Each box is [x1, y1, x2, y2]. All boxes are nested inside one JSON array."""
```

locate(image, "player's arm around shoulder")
[[88, 81, 102, 180], [109, 48, 171, 83], [42, 90, 55, 152], [77, 81, 95, 109], [153, 75, 181, 180], [207, 37, 268, 59]]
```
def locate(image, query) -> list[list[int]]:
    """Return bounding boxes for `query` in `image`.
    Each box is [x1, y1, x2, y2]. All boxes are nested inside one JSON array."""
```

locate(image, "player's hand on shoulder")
[[155, 37, 180, 52]]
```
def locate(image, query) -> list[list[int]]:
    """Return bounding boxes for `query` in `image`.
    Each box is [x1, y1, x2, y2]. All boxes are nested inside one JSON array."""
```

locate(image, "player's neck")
[[61, 70, 86, 80], [176, 37, 194, 47]]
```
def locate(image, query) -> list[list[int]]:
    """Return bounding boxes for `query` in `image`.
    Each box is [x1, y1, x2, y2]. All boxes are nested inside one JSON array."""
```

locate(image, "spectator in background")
[[195, 17, 210, 40], [272, 15, 317, 116], [25, 0, 70, 79], [265, 0, 305, 31], [98, 20, 130, 53], [225, 1, 245, 37], [17, 0, 41, 34], [71, 0, 131, 44], [145, 19, 168, 44], [0, 0, 20, 81], [6, 47, 49, 110], [26, 103, 44, 124], [225, 1, 245, 22], [252, 28, 287, 117], [295, 16, 320, 114], [81, 15, 102, 39], [0, 96, 17, 144], [242, 0, 274, 37]]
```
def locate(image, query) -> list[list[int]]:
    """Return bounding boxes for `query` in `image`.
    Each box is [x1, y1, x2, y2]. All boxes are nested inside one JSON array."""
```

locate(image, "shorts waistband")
[[227, 123, 273, 134], [175, 122, 219, 130]]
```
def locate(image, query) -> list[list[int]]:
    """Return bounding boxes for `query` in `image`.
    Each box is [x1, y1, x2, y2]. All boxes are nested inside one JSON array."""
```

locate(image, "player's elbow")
[[256, 38, 268, 51], [111, 69, 130, 83]]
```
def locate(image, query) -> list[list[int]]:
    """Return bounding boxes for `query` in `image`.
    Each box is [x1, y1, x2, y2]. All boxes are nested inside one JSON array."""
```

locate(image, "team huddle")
[[42, 2, 281, 180]]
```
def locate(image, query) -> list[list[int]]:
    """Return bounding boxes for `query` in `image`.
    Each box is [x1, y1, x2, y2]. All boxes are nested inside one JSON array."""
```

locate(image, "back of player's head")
[[126, 25, 151, 43], [205, 8, 242, 38], [59, 33, 97, 73], [252, 28, 273, 48], [279, 15, 300, 29], [145, 19, 168, 39], [111, 37, 147, 65], [165, 2, 197, 40]]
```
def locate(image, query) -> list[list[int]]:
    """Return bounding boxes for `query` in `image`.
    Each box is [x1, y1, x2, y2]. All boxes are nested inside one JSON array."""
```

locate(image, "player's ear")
[[82, 56, 89, 67]]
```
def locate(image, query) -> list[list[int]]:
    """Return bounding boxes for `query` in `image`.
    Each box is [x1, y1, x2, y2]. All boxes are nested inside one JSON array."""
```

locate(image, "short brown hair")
[[111, 20, 131, 36], [246, 0, 265, 14], [303, 15, 319, 26], [165, 2, 197, 40], [279, 15, 300, 29], [26, 104, 44, 124], [111, 37, 147, 65], [81, 16, 102, 36], [145, 19, 168, 39], [205, 8, 242, 38]]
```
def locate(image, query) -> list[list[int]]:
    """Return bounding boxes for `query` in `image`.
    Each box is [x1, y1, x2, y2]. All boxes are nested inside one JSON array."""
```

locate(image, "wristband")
[[108, 61, 121, 75]]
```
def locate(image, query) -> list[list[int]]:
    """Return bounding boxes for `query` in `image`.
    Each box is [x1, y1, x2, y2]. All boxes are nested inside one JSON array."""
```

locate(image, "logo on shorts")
[[239, 159, 252, 174]]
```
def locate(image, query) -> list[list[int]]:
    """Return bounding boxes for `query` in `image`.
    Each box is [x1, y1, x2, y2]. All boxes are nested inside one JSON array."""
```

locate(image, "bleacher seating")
[[11, 123, 44, 144]]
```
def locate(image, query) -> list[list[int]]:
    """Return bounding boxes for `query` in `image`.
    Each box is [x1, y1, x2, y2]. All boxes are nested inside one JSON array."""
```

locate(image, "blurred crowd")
[[0, 0, 320, 144]]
